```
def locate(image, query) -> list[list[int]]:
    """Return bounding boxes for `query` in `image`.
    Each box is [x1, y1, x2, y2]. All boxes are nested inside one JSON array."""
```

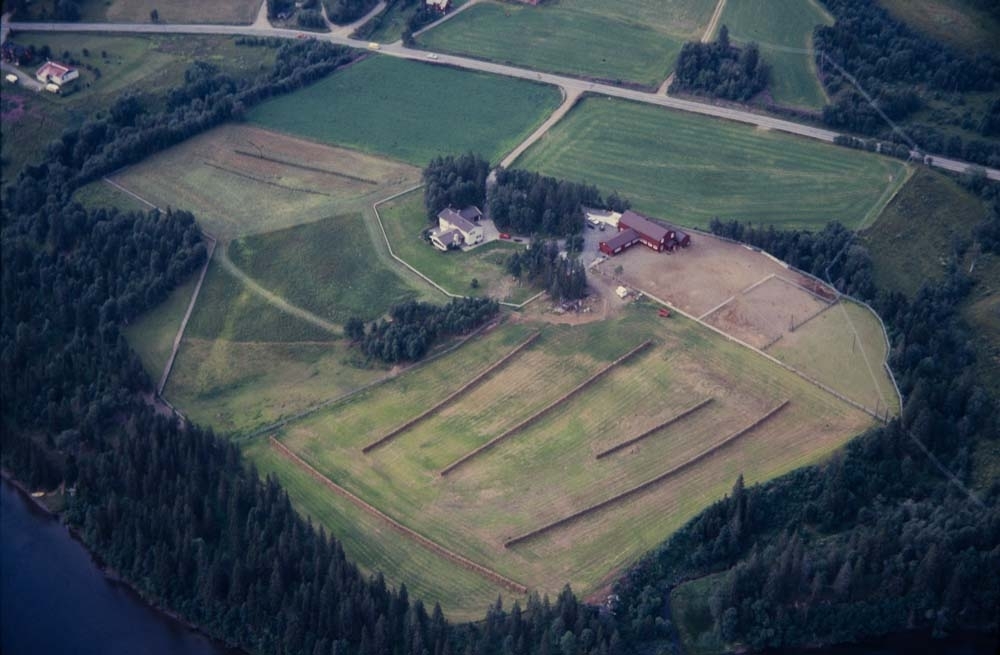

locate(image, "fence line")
[[506, 400, 790, 548], [440, 340, 654, 476]]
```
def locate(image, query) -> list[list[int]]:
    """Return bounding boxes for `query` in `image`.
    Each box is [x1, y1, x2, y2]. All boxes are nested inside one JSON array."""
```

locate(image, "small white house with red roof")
[[35, 61, 79, 86]]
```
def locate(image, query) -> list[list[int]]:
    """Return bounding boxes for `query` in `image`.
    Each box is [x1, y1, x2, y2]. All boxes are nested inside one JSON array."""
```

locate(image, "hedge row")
[[594, 397, 714, 460]]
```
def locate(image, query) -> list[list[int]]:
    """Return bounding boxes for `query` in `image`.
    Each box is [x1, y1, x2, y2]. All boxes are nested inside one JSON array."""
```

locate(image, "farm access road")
[[3, 17, 999, 182]]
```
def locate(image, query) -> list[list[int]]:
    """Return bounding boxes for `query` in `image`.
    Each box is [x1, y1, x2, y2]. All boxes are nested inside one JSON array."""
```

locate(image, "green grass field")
[[1, 34, 274, 184], [715, 0, 832, 109], [228, 213, 421, 323], [879, 0, 1000, 55], [417, 0, 715, 88], [863, 168, 988, 296], [377, 189, 535, 303], [253, 306, 873, 616], [164, 259, 395, 436], [109, 124, 421, 240], [768, 300, 899, 416], [516, 96, 907, 230], [248, 55, 562, 166], [105, 0, 261, 24], [124, 274, 199, 381]]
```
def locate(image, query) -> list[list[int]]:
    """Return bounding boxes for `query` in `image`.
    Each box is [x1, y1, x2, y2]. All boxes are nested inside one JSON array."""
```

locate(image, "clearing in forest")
[[516, 96, 909, 230], [417, 0, 717, 88]]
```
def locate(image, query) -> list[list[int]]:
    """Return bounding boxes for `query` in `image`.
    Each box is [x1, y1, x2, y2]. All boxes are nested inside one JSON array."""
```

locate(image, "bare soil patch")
[[595, 232, 835, 349]]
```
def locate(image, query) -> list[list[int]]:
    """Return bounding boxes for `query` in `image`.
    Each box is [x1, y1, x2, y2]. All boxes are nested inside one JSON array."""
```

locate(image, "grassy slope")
[[862, 168, 988, 297], [377, 189, 534, 302], [715, 0, 832, 109], [268, 308, 872, 611], [124, 275, 199, 381], [878, 0, 1000, 55], [517, 96, 906, 230], [1, 34, 273, 184], [165, 260, 392, 436], [228, 213, 420, 324], [248, 55, 562, 167], [417, 1, 696, 88]]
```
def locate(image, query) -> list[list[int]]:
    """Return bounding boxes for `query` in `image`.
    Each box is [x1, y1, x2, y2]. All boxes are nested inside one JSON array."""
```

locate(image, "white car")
[[426, 53, 439, 60]]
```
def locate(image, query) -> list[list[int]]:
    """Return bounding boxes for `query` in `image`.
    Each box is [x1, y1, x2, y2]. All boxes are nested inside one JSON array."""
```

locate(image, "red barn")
[[599, 228, 640, 256], [618, 210, 675, 252]]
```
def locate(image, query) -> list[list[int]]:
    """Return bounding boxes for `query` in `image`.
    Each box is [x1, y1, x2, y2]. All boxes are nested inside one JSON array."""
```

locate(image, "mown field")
[[417, 0, 715, 88], [714, 0, 832, 109], [879, 0, 1000, 55], [377, 189, 535, 303], [1, 34, 274, 183], [256, 307, 874, 616], [863, 168, 988, 296], [108, 124, 421, 240], [516, 96, 908, 230], [248, 56, 562, 166]]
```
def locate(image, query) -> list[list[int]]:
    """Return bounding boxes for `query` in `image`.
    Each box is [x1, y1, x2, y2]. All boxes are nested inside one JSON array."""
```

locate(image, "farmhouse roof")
[[601, 228, 639, 251], [458, 206, 482, 222], [436, 229, 461, 247], [438, 208, 478, 234], [36, 60, 74, 79], [619, 210, 672, 243]]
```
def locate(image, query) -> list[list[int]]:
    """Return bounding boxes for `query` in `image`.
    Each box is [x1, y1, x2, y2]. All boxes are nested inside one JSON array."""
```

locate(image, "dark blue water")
[[1, 477, 236, 655]]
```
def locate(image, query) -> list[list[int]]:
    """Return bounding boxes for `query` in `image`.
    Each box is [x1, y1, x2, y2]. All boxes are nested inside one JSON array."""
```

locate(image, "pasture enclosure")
[[715, 0, 832, 109], [109, 124, 420, 240], [417, 0, 716, 88], [515, 96, 908, 230], [257, 308, 875, 615], [248, 56, 562, 166]]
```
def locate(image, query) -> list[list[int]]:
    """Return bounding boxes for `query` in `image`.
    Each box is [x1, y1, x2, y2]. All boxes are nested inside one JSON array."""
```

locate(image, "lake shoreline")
[[0, 470, 245, 655]]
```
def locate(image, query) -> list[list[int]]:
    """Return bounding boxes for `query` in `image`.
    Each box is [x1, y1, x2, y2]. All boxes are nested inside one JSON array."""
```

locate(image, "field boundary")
[[505, 399, 790, 548], [440, 340, 654, 476], [772, 274, 837, 305], [202, 161, 335, 196], [232, 148, 379, 185], [595, 398, 714, 459], [362, 331, 541, 453], [158, 234, 218, 396], [372, 186, 544, 309], [268, 437, 528, 594], [789, 297, 837, 332]]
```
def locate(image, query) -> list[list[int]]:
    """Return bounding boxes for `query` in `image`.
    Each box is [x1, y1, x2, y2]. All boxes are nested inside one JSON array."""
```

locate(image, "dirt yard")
[[594, 231, 836, 349]]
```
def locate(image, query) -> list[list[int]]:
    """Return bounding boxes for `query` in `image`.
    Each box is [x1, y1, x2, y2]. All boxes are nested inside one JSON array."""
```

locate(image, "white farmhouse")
[[431, 206, 484, 251]]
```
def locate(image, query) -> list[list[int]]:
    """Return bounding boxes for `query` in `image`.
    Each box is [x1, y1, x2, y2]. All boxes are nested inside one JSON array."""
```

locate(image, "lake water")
[[0, 477, 235, 655]]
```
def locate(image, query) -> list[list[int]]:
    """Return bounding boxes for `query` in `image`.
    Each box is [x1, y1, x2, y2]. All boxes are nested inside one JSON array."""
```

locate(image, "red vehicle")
[[499, 233, 511, 240], [658, 308, 671, 318]]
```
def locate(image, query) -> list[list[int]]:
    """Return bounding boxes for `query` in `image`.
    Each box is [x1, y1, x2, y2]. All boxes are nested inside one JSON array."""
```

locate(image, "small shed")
[[616, 286, 629, 299]]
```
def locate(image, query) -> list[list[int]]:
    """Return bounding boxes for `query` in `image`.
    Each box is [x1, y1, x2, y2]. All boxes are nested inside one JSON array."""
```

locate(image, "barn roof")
[[601, 228, 639, 251], [620, 210, 672, 243]]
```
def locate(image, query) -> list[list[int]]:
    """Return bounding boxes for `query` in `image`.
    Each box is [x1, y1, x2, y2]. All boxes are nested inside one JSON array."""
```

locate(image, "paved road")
[[3, 18, 999, 181]]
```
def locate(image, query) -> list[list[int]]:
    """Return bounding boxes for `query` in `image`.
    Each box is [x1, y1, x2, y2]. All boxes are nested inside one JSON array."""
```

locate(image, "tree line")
[[345, 297, 499, 364], [506, 241, 587, 302], [611, 211, 999, 650], [670, 26, 770, 102], [815, 0, 1000, 167]]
